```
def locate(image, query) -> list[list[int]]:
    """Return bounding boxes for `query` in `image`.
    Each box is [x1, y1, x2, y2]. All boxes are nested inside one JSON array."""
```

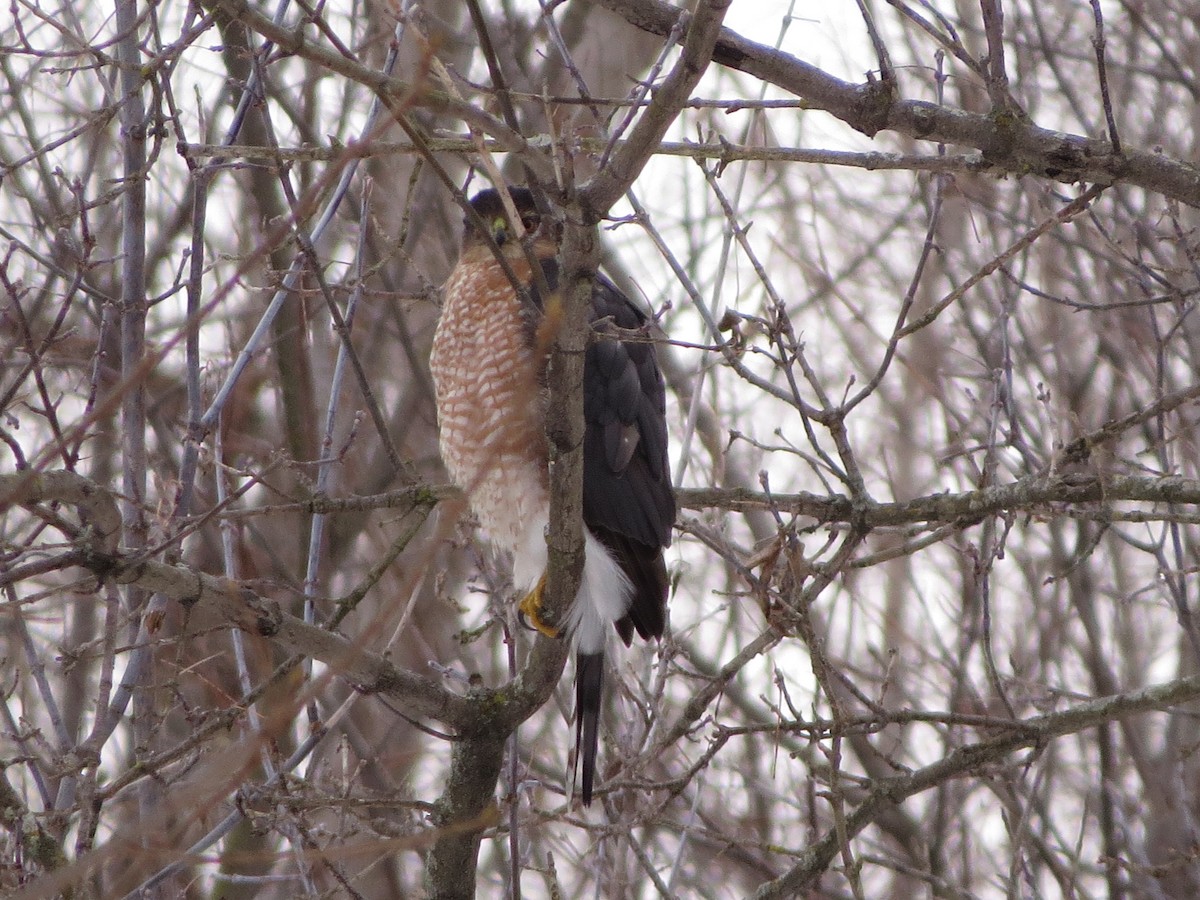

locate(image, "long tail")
[[575, 651, 604, 805], [569, 532, 632, 805]]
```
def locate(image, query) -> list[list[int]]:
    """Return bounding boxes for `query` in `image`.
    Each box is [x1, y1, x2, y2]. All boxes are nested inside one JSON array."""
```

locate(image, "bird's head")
[[461, 186, 555, 257]]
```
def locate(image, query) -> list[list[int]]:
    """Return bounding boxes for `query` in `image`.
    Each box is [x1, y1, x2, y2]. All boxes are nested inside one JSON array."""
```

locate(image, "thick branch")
[[124, 556, 470, 724], [425, 735, 505, 900], [541, 209, 595, 626], [751, 673, 1200, 898], [180, 137, 994, 174], [0, 472, 469, 729], [594, 0, 1200, 207], [0, 471, 121, 556], [678, 473, 1200, 526], [4, 472, 579, 898], [216, 0, 1200, 205], [217, 472, 1200, 529], [583, 0, 732, 214], [211, 0, 526, 148]]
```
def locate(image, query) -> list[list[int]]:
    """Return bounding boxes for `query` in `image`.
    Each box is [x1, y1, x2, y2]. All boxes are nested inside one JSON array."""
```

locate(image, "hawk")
[[429, 186, 675, 805]]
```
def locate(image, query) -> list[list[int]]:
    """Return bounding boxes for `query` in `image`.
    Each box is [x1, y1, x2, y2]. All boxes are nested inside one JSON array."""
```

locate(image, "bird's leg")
[[517, 573, 560, 639]]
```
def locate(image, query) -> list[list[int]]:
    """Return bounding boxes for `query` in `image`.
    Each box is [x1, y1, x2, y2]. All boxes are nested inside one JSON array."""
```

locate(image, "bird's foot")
[[517, 574, 560, 639]]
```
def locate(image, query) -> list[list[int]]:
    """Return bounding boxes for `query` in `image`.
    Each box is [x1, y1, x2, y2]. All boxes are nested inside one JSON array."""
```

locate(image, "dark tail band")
[[575, 651, 604, 805]]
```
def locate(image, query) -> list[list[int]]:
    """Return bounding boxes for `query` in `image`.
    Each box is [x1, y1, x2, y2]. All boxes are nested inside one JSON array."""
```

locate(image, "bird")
[[429, 185, 675, 805]]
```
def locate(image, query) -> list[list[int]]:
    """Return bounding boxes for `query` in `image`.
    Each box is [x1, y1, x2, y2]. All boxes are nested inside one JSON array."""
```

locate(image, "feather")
[[575, 651, 605, 805]]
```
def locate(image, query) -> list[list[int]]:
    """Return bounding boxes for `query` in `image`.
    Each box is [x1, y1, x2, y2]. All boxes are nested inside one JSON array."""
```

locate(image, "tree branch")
[[0, 472, 470, 729], [752, 673, 1200, 898], [677, 473, 1200, 526], [583, 0, 732, 214], [594, 0, 1200, 207]]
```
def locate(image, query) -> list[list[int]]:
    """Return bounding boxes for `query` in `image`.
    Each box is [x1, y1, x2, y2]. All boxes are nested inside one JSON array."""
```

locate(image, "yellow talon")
[[518, 574, 560, 638]]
